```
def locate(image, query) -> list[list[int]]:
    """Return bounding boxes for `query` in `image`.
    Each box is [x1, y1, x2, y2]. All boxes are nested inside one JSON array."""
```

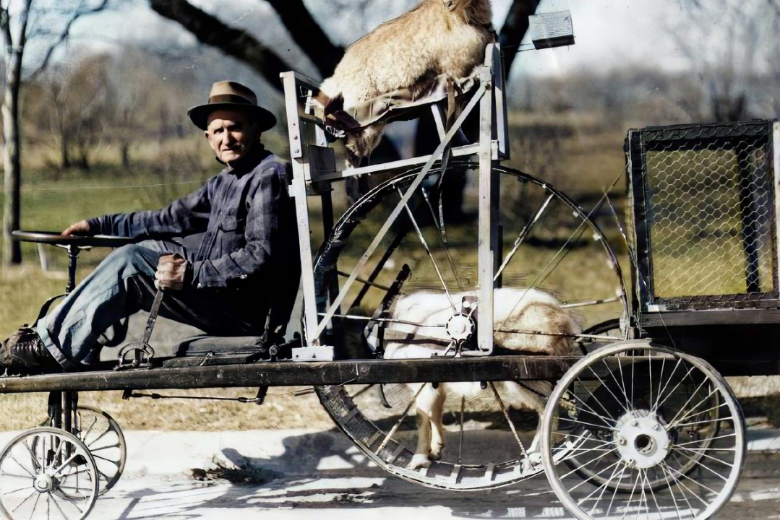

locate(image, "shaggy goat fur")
[[377, 288, 580, 470], [319, 0, 494, 166]]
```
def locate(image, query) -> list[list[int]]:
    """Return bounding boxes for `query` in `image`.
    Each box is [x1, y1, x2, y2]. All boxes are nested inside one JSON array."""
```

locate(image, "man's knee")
[[104, 243, 158, 276]]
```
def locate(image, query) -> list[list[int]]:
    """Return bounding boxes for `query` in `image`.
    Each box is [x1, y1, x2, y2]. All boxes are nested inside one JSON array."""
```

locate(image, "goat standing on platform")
[[319, 0, 495, 166]]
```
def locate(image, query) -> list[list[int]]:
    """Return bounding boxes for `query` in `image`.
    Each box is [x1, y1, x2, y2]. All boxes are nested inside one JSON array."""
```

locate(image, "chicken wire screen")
[[627, 121, 779, 312]]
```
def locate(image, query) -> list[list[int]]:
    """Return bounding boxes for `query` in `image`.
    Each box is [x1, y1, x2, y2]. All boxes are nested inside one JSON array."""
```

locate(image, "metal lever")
[[116, 288, 164, 370]]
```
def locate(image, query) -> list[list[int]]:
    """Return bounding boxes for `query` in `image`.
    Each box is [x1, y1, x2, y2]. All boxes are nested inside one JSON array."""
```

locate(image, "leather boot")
[[0, 327, 59, 374]]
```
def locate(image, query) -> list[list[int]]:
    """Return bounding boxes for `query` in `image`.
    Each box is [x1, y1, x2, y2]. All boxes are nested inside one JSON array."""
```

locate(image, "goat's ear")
[[441, 0, 458, 11]]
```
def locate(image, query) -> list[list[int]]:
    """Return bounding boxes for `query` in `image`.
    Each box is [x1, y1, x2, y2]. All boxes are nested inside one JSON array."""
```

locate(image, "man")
[[0, 81, 300, 374]]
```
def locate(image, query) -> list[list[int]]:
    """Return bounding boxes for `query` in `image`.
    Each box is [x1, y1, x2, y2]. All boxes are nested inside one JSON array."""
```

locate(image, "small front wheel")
[[0, 427, 100, 520], [541, 341, 745, 520]]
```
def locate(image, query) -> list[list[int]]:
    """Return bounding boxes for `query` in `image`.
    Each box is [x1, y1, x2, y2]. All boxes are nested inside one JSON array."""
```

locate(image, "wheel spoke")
[[420, 186, 464, 291], [661, 462, 686, 520], [665, 377, 712, 427], [669, 391, 724, 429], [11, 489, 38, 513], [674, 449, 730, 482], [317, 312, 446, 329], [457, 396, 465, 465], [653, 365, 697, 413], [585, 367, 630, 415], [674, 433, 735, 447], [396, 187, 456, 311], [3, 484, 34, 496], [619, 469, 641, 520], [604, 358, 631, 411], [561, 448, 616, 480], [654, 358, 683, 412], [89, 443, 121, 453], [79, 416, 99, 446], [488, 383, 529, 460], [663, 460, 720, 498], [583, 460, 623, 513], [670, 416, 730, 430], [604, 463, 629, 518], [562, 387, 617, 430], [667, 386, 720, 429], [494, 193, 554, 283], [8, 454, 36, 479], [375, 384, 426, 456], [29, 490, 42, 520], [558, 416, 619, 432], [573, 377, 622, 426]]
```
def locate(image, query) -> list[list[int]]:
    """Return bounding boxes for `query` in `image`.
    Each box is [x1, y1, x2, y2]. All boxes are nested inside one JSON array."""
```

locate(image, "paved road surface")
[[1, 429, 778, 519]]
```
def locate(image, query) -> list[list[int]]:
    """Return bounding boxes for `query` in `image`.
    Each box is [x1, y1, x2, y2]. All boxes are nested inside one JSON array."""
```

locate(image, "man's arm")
[[190, 164, 287, 288], [63, 180, 213, 238]]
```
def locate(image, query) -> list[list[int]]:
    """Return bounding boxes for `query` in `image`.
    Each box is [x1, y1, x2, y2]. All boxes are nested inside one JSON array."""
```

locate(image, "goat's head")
[[440, 0, 493, 25]]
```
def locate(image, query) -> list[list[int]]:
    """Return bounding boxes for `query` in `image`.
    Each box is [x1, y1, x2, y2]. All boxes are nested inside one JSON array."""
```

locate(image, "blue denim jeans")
[[36, 240, 267, 369]]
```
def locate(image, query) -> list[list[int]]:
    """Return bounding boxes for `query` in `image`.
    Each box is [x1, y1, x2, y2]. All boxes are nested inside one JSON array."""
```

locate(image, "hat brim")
[[188, 103, 277, 132]]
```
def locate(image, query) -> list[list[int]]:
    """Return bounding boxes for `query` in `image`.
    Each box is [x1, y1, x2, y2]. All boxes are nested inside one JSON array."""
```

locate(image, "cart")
[[1, 43, 777, 519]]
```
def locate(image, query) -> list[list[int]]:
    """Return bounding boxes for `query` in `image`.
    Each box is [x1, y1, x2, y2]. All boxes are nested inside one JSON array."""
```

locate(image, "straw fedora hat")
[[188, 81, 276, 132]]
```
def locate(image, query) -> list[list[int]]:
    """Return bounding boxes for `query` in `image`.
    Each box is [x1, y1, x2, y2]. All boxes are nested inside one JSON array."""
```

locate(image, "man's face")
[[205, 109, 259, 164]]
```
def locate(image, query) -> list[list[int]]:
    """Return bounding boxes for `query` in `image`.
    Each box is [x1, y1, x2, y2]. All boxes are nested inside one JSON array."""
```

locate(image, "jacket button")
[[239, 274, 248, 280], [197, 283, 203, 289]]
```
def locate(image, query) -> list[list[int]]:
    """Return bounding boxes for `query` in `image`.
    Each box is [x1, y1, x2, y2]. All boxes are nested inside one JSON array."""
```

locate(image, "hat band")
[[209, 94, 254, 105]]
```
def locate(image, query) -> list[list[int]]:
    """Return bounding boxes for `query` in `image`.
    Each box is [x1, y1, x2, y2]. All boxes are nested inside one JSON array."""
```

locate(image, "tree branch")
[[264, 0, 343, 77], [498, 0, 540, 75], [148, 0, 291, 93], [27, 0, 110, 80]]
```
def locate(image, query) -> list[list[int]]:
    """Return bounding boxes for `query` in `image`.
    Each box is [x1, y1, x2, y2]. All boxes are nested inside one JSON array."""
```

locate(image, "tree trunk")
[[60, 136, 71, 169], [2, 48, 24, 265], [121, 140, 130, 169]]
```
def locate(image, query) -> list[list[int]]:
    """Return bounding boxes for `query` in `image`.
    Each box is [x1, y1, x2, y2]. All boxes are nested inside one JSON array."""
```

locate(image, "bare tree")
[[147, 0, 539, 92], [1, 0, 32, 264], [672, 0, 778, 122], [1, 0, 109, 265]]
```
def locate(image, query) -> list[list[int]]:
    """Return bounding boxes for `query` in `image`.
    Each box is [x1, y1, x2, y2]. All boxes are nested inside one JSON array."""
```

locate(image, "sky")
[[55, 0, 728, 78], [12, 0, 770, 103]]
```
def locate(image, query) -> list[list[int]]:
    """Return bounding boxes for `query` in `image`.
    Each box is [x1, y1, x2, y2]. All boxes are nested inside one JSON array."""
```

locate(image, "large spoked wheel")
[[0, 427, 100, 520], [38, 406, 127, 496], [313, 162, 629, 489], [541, 341, 745, 520]]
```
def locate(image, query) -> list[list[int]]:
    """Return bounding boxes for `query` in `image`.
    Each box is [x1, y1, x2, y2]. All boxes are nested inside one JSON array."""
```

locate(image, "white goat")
[[376, 288, 580, 470]]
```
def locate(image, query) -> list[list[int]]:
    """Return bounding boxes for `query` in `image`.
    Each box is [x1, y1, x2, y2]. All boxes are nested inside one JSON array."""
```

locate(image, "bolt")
[[631, 420, 639, 427], [663, 443, 670, 450], [626, 458, 635, 466], [653, 424, 660, 431], [618, 437, 627, 446]]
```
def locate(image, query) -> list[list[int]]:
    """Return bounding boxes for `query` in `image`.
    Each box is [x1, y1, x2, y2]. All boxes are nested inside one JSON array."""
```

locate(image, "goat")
[[319, 0, 495, 166], [376, 287, 580, 470]]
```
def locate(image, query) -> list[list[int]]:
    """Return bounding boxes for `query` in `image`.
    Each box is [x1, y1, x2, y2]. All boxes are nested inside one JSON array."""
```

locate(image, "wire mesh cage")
[[626, 120, 780, 317]]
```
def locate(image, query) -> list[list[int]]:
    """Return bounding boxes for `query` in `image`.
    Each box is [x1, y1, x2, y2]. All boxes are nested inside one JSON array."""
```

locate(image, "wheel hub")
[[446, 313, 475, 342], [33, 473, 53, 493], [614, 411, 670, 469]]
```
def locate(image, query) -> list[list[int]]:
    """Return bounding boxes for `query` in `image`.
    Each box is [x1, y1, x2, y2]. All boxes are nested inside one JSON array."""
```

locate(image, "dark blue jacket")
[[88, 146, 301, 331]]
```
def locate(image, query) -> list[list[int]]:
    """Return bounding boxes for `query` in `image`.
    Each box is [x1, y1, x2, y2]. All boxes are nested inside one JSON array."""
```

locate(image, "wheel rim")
[[541, 342, 746, 520], [0, 427, 100, 520], [313, 163, 629, 489], [37, 406, 127, 496]]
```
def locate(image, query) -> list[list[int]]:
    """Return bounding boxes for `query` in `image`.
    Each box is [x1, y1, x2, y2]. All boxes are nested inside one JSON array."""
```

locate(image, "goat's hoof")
[[429, 445, 444, 461], [408, 454, 432, 470]]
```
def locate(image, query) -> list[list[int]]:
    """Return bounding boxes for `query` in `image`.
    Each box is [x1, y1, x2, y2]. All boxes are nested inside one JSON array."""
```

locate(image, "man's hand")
[[62, 220, 92, 236], [155, 253, 188, 291]]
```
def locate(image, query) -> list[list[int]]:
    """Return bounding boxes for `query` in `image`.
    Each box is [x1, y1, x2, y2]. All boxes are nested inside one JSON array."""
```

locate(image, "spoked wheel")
[[38, 406, 127, 495], [541, 341, 745, 520], [313, 162, 629, 489], [0, 427, 99, 520]]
